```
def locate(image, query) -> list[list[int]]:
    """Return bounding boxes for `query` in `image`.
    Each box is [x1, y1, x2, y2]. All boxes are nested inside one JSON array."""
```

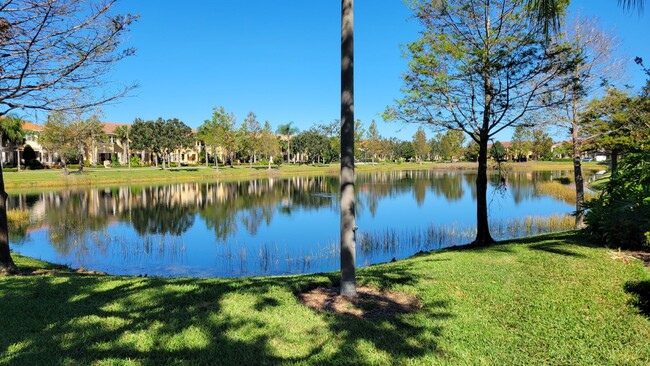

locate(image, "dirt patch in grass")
[[610, 249, 650, 268], [297, 286, 422, 319], [627, 251, 650, 267]]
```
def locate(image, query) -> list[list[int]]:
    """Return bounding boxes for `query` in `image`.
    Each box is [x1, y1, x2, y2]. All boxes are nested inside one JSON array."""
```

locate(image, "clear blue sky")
[[89, 1, 649, 142]]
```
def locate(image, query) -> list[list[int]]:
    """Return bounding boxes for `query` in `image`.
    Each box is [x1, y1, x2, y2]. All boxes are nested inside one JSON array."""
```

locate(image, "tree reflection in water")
[[7, 170, 579, 277]]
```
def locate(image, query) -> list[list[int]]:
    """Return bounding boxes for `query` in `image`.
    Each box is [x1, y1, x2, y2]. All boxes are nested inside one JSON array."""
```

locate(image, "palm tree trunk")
[[340, 0, 356, 297]]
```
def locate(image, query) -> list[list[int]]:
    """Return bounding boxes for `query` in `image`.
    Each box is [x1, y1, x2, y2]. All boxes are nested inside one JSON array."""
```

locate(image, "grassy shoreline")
[[2, 231, 648, 365], [3, 161, 605, 190]]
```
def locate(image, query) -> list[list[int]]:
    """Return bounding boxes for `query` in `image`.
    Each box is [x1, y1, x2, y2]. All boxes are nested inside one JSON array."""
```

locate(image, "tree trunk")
[[215, 155, 219, 172], [78, 149, 84, 173], [16, 149, 21, 172], [62, 160, 68, 176], [340, 0, 356, 297], [473, 135, 496, 246], [127, 140, 131, 170], [572, 132, 585, 228], [610, 148, 619, 174], [0, 132, 4, 169], [0, 163, 18, 274]]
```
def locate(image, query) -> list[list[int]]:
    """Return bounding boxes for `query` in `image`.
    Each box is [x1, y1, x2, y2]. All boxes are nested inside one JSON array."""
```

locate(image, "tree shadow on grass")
[[624, 280, 650, 318], [505, 231, 594, 257], [0, 265, 450, 365]]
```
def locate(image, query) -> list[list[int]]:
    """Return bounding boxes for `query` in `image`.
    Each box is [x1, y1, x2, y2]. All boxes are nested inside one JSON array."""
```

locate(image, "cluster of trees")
[[384, 0, 648, 244], [197, 108, 280, 170]]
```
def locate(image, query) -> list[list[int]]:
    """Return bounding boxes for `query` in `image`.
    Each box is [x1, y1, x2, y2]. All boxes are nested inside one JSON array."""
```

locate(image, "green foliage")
[[512, 125, 533, 161], [585, 149, 650, 248], [22, 145, 36, 162], [412, 126, 428, 162], [490, 141, 506, 161], [0, 114, 25, 147], [292, 129, 333, 164], [39, 111, 105, 167], [531, 128, 553, 160], [200, 107, 237, 165], [129, 155, 142, 167]]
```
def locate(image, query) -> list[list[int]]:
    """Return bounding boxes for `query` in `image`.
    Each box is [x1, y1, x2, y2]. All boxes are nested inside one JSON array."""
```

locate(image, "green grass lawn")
[[2, 161, 600, 190], [1, 231, 648, 365]]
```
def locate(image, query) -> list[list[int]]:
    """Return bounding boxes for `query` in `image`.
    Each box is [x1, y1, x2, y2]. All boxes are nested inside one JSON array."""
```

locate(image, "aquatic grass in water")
[[535, 181, 595, 204], [206, 215, 577, 275]]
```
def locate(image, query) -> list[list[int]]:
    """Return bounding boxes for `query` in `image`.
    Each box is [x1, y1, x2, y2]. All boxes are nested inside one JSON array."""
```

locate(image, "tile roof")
[[102, 122, 130, 134], [21, 121, 44, 131]]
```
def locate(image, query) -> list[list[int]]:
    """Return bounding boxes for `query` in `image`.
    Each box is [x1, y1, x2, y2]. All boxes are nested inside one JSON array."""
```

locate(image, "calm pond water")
[[9, 170, 577, 277]]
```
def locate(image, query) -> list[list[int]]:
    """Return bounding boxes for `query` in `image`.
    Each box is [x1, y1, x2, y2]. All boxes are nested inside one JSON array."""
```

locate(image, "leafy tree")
[[238, 112, 262, 168], [385, 0, 572, 245], [584, 149, 650, 249], [554, 15, 624, 228], [465, 140, 480, 161], [412, 127, 428, 163], [39, 112, 104, 175], [490, 141, 506, 161], [161, 118, 193, 168], [354, 119, 366, 159], [584, 88, 649, 172], [0, 0, 136, 273], [259, 121, 281, 169], [292, 130, 332, 164], [531, 128, 553, 160], [200, 106, 237, 170], [429, 133, 443, 161], [511, 125, 532, 161], [130, 119, 157, 167], [317, 119, 341, 162], [365, 120, 382, 164]]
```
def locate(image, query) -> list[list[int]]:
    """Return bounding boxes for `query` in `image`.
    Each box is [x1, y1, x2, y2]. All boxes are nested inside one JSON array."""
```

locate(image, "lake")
[[9, 170, 578, 277]]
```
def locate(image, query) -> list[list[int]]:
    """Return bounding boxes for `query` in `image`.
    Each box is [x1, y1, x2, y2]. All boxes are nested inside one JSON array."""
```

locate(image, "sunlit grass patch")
[[3, 232, 650, 365]]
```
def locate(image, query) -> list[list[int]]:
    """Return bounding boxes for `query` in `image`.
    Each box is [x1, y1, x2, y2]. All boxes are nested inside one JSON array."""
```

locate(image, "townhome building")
[[2, 121, 203, 167]]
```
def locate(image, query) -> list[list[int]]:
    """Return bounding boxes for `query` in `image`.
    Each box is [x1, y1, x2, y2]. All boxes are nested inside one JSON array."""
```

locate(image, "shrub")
[[27, 159, 43, 170], [22, 145, 36, 162], [584, 150, 650, 249], [130, 156, 142, 167]]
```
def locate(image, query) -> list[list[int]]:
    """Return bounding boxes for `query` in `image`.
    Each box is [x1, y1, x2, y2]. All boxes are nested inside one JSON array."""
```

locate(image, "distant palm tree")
[[276, 122, 299, 164], [0, 115, 25, 171]]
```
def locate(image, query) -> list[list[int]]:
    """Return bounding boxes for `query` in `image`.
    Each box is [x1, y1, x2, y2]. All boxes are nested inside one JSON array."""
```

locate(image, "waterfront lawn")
[[1, 231, 649, 365], [3, 161, 600, 190]]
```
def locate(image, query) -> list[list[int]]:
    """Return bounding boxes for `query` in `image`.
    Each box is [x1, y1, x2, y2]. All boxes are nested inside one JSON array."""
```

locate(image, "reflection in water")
[[9, 170, 578, 277]]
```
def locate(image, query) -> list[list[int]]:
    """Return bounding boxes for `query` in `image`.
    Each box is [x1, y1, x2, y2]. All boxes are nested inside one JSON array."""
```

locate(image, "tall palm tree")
[[340, 0, 356, 297], [276, 122, 299, 164]]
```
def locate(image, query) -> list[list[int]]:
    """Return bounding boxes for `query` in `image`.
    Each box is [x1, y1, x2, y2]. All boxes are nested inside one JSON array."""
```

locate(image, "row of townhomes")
[[1, 121, 203, 167]]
